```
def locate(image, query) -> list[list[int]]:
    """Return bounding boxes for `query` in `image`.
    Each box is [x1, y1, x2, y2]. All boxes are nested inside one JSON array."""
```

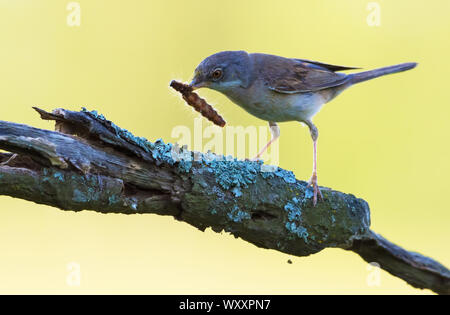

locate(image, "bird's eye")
[[211, 68, 223, 81]]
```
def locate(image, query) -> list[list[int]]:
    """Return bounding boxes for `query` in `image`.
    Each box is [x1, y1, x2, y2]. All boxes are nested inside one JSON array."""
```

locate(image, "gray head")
[[190, 51, 252, 92]]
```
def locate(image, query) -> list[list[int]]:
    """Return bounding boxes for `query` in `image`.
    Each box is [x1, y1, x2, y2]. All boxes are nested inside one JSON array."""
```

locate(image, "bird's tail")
[[350, 62, 417, 84]]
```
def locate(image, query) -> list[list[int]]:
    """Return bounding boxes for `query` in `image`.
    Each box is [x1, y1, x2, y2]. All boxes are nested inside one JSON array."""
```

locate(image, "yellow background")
[[0, 0, 448, 294]]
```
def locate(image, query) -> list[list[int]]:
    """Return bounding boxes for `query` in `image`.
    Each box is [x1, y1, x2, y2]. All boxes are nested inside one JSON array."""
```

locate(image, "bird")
[[189, 51, 417, 205]]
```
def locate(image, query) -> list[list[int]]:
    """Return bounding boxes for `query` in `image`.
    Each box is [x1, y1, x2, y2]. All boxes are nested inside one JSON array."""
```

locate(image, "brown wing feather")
[[251, 54, 354, 94]]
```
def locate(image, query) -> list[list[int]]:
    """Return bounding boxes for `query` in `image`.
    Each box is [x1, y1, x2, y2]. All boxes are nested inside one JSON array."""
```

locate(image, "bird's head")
[[190, 51, 252, 92]]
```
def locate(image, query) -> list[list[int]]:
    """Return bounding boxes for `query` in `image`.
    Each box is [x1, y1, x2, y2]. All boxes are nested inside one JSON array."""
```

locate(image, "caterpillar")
[[170, 80, 226, 127]]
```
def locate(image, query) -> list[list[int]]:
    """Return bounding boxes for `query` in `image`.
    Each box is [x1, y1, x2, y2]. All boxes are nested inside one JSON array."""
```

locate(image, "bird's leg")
[[305, 120, 323, 206], [253, 122, 279, 160]]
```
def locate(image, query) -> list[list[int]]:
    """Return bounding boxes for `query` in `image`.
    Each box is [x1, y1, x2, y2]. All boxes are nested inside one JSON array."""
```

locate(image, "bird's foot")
[[307, 173, 323, 207], [251, 151, 264, 162], [251, 155, 262, 162]]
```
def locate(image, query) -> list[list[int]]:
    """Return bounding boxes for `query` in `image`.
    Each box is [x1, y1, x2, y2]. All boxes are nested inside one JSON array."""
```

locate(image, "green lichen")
[[204, 157, 260, 190], [72, 185, 101, 203], [227, 205, 251, 223], [53, 172, 64, 182], [108, 194, 121, 205], [231, 187, 242, 197], [284, 197, 309, 242], [81, 108, 175, 166], [285, 221, 309, 243]]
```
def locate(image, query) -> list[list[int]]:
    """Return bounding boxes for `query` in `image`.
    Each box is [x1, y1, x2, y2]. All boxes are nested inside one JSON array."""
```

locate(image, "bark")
[[0, 107, 448, 294]]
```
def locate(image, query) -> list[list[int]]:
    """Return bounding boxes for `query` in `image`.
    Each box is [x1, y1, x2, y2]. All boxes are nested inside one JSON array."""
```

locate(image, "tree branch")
[[0, 107, 448, 294]]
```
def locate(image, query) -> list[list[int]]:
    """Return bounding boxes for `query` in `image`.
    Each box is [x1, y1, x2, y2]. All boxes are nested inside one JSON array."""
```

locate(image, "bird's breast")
[[222, 82, 327, 122]]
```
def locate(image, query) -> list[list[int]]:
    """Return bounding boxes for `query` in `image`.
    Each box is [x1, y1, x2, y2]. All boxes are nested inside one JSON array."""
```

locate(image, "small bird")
[[190, 51, 417, 205]]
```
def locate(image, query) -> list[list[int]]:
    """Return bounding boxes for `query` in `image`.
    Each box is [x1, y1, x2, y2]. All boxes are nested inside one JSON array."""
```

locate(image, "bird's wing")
[[295, 59, 360, 72], [262, 57, 357, 94]]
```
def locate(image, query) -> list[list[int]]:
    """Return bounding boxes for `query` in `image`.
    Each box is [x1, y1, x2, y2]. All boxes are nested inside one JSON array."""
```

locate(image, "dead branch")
[[0, 107, 448, 294]]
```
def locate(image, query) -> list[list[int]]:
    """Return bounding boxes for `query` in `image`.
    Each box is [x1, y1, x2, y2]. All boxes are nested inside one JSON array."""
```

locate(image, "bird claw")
[[251, 152, 264, 162], [307, 173, 323, 206]]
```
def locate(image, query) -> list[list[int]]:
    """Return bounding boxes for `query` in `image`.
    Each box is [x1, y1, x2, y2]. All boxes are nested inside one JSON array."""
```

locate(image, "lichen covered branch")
[[0, 108, 448, 294]]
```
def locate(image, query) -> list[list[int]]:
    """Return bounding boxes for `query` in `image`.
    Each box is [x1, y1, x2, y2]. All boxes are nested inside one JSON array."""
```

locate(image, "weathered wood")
[[0, 107, 448, 294]]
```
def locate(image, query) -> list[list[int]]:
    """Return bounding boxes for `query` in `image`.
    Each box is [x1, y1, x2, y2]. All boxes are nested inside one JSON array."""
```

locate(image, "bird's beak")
[[190, 73, 209, 90]]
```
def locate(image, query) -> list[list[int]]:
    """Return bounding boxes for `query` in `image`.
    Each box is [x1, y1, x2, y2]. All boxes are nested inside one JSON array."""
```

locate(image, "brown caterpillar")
[[170, 80, 226, 127]]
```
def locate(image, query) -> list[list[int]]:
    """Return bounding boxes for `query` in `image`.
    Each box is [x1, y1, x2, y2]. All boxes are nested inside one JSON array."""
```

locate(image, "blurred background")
[[0, 0, 448, 294]]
